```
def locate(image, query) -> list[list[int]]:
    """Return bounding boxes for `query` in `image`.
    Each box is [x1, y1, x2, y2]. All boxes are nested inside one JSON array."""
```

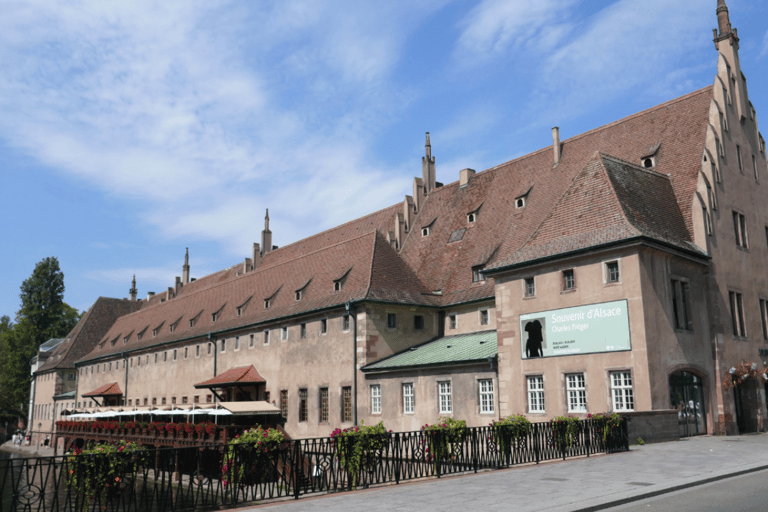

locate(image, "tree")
[[0, 258, 81, 422]]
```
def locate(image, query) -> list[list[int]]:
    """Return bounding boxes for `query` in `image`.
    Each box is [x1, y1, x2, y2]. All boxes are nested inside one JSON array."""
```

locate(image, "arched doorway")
[[669, 371, 707, 437]]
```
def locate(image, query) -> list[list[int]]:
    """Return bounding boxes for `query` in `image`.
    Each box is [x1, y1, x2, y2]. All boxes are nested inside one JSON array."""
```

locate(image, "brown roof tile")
[[83, 382, 122, 397], [194, 365, 266, 388]]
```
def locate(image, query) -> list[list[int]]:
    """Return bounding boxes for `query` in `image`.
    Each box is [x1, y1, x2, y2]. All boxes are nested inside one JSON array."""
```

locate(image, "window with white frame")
[[370, 384, 381, 414], [527, 376, 545, 413], [342, 314, 350, 331], [479, 379, 494, 413], [524, 277, 535, 297], [264, 330, 270, 345], [610, 371, 634, 411], [566, 373, 586, 413], [438, 381, 452, 414], [479, 309, 489, 326], [403, 383, 414, 414], [281, 326, 288, 340], [605, 260, 620, 283]]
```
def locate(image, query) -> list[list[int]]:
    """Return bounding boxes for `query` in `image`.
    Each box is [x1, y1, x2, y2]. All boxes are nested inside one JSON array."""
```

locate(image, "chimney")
[[459, 168, 476, 187], [260, 209, 272, 257], [552, 127, 561, 165], [147, 291, 155, 300], [129, 274, 137, 302], [182, 248, 190, 284], [174, 277, 182, 295]]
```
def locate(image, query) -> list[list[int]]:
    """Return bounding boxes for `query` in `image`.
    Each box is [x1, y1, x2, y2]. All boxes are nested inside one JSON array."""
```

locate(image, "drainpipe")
[[347, 302, 358, 426]]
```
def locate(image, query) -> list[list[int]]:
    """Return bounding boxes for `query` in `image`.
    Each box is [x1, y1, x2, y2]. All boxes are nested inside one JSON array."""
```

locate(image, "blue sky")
[[1, 0, 766, 318]]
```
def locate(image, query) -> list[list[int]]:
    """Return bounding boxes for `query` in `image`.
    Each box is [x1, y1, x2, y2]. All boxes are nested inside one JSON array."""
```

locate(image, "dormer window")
[[137, 332, 143, 341], [472, 265, 485, 283], [212, 312, 219, 322], [169, 324, 176, 333], [642, 157, 654, 168], [467, 212, 476, 223], [515, 196, 526, 209], [236, 296, 252, 317], [422, 227, 430, 237], [237, 307, 243, 317], [295, 290, 302, 301], [152, 329, 158, 337], [334, 280, 342, 292], [189, 319, 195, 328], [122, 337, 128, 345], [264, 299, 270, 309]]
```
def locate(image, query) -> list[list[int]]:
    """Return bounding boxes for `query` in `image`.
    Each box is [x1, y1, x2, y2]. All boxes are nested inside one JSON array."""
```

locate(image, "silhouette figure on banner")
[[525, 319, 544, 358]]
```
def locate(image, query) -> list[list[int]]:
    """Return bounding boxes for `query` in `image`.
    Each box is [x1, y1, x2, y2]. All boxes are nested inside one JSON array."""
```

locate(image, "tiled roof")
[[362, 330, 497, 371], [36, 297, 143, 373], [492, 153, 707, 268], [399, 87, 712, 300], [40, 338, 65, 351], [83, 382, 122, 397], [194, 365, 266, 388]]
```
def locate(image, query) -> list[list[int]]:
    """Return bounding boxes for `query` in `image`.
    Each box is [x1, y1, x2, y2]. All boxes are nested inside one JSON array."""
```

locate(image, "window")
[[220, 339, 226, 352], [467, 212, 476, 223], [319, 388, 329, 423], [295, 290, 302, 302], [730, 291, 746, 337], [162, 397, 167, 405], [342, 387, 352, 422], [342, 314, 350, 331], [642, 157, 654, 168], [184, 347, 188, 359], [320, 319, 327, 334], [479, 379, 494, 413], [414, 315, 424, 330], [195, 345, 200, 357], [760, 299, 768, 340], [754, 155, 759, 181], [237, 307, 242, 317], [212, 312, 219, 322], [605, 261, 620, 283], [123, 336, 128, 344], [152, 329, 158, 337], [527, 376, 545, 413], [234, 336, 240, 350], [281, 390, 288, 419], [403, 383, 414, 414], [387, 313, 397, 329], [182, 396, 188, 405], [171, 397, 177, 405], [472, 265, 485, 283], [68, 372, 75, 380], [610, 371, 634, 411], [438, 381, 452, 414], [152, 398, 157, 405], [263, 330, 270, 345], [298, 389, 308, 422], [733, 211, 748, 248], [300, 323, 307, 339], [524, 277, 535, 297], [562, 269, 575, 291], [281, 326, 288, 340], [421, 227, 430, 237], [169, 324, 176, 333], [163, 351, 167, 362], [208, 343, 212, 355], [264, 299, 270, 309], [671, 279, 692, 331], [370, 384, 381, 414], [479, 309, 489, 326], [448, 314, 457, 330], [172, 349, 177, 361], [334, 280, 342, 292], [194, 395, 199, 403], [189, 318, 195, 328], [249, 334, 254, 348], [154, 353, 158, 363], [515, 196, 526, 208], [206, 394, 212, 403], [737, 144, 743, 172], [566, 374, 586, 413]]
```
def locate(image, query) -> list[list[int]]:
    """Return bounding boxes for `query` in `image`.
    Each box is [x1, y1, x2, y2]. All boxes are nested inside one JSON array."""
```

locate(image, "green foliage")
[[421, 418, 468, 467], [0, 257, 81, 421], [589, 412, 623, 444], [222, 426, 285, 487], [636, 437, 645, 445], [551, 416, 581, 451], [490, 414, 532, 453], [330, 421, 389, 488], [67, 441, 148, 504]]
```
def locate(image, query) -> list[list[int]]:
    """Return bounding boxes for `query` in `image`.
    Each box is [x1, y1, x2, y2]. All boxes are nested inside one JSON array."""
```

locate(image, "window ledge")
[[603, 282, 622, 287], [560, 289, 577, 295], [733, 335, 749, 341], [522, 296, 537, 301], [736, 245, 750, 253]]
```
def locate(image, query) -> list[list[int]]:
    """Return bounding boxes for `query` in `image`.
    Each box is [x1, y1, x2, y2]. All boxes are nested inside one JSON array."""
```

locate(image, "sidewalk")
[[0, 440, 55, 458], [237, 434, 768, 512]]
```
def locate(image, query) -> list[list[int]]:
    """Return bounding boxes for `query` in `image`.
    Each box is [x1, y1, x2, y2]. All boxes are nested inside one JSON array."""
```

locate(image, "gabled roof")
[[490, 153, 707, 270], [83, 382, 122, 397], [362, 330, 497, 371], [194, 365, 266, 388], [36, 297, 143, 373]]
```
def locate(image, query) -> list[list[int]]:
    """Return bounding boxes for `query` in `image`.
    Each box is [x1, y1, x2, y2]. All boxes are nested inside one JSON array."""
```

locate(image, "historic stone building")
[[40, 1, 767, 441]]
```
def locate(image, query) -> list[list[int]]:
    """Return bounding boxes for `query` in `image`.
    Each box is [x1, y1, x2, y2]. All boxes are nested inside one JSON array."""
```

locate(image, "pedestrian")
[[44, 435, 50, 447], [11, 433, 17, 445]]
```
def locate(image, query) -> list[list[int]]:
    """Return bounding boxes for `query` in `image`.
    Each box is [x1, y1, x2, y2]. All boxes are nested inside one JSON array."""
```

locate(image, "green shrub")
[[221, 426, 285, 488], [422, 418, 468, 468], [491, 414, 532, 453], [330, 421, 389, 488], [67, 440, 148, 504]]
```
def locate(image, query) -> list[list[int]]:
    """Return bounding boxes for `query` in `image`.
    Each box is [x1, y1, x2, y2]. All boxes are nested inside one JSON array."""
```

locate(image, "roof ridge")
[[598, 153, 671, 179], [263, 203, 400, 255], [258, 229, 378, 273], [432, 86, 714, 189]]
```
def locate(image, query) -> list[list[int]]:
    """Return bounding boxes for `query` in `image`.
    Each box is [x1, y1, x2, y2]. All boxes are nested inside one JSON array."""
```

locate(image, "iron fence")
[[1, 417, 628, 511]]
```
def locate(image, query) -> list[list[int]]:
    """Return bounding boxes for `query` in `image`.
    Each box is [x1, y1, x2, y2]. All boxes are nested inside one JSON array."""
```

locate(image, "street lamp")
[[38, 422, 42, 446]]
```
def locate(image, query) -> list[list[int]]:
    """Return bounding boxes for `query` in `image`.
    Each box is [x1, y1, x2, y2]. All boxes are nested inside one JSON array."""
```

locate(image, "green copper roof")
[[363, 330, 497, 371], [53, 390, 76, 400]]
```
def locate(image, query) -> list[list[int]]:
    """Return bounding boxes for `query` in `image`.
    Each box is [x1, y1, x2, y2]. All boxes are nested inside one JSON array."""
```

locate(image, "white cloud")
[[759, 29, 768, 59], [0, 0, 444, 258], [455, 0, 576, 62]]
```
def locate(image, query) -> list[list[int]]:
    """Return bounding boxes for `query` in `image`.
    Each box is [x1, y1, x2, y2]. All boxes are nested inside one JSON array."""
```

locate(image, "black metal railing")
[[0, 417, 628, 511]]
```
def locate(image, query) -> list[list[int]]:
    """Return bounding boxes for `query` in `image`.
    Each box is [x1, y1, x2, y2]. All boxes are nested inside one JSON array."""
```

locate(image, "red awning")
[[194, 365, 266, 389], [82, 382, 123, 397]]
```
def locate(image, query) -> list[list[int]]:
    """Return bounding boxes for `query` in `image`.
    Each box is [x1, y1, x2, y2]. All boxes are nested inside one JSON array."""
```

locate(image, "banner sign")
[[520, 299, 631, 359]]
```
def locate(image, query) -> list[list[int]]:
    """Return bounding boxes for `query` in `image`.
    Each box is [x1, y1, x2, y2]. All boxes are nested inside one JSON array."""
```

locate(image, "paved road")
[[605, 469, 768, 511], [234, 434, 768, 512]]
